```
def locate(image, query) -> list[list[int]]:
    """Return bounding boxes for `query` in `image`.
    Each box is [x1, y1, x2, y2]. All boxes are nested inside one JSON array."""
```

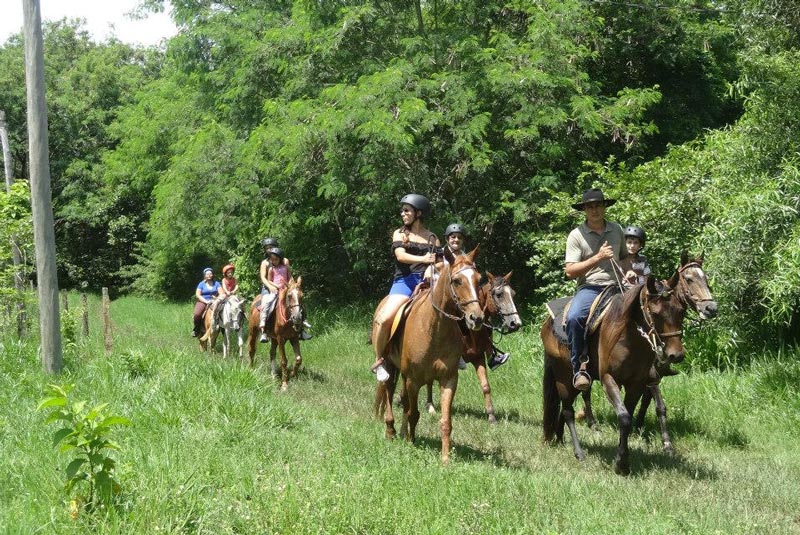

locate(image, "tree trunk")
[[23, 0, 62, 373], [0, 110, 26, 338]]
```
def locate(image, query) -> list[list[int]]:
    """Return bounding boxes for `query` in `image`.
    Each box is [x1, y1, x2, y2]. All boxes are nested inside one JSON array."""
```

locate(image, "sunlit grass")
[[0, 293, 798, 533]]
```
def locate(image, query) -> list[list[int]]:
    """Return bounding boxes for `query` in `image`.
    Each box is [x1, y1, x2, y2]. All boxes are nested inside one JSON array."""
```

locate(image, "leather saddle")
[[545, 286, 620, 346]]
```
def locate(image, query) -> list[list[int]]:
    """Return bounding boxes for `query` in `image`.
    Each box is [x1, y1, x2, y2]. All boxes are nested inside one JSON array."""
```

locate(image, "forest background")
[[1, 0, 799, 362]]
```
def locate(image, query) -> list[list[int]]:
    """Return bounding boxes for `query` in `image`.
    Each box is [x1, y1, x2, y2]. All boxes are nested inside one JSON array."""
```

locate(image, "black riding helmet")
[[267, 247, 285, 260], [623, 225, 646, 247], [444, 223, 466, 238], [261, 237, 278, 248], [400, 193, 431, 220]]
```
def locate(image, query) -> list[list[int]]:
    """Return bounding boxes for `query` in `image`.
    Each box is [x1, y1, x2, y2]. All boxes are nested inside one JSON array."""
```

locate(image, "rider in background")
[[259, 247, 292, 342], [619, 226, 651, 287], [258, 238, 313, 341], [193, 267, 221, 337], [371, 194, 438, 383], [443, 223, 510, 371], [213, 264, 239, 326], [565, 188, 627, 391]]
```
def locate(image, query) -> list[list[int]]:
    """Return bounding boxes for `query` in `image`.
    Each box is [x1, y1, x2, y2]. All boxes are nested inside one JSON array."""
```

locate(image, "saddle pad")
[[545, 286, 621, 346], [389, 285, 430, 340]]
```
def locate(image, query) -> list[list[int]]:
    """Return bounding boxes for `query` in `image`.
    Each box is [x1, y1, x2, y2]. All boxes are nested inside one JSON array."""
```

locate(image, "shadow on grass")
[[582, 443, 719, 479], [412, 436, 517, 468], [447, 404, 540, 427]]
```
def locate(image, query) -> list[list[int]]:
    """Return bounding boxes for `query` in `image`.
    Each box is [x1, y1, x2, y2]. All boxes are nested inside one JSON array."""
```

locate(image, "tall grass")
[[1, 293, 799, 534]]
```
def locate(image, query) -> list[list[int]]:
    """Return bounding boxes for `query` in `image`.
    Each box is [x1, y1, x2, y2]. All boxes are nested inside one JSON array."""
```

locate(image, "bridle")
[[279, 286, 304, 329], [676, 261, 715, 311], [638, 284, 684, 364], [483, 278, 519, 333], [430, 261, 481, 322]]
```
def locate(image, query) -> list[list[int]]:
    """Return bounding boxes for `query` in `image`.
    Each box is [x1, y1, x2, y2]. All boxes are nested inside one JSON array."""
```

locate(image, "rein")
[[429, 260, 480, 322], [637, 287, 683, 362], [676, 261, 715, 309]]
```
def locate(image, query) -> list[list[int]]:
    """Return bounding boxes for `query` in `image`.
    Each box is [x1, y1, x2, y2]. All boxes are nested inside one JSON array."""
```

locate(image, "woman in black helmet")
[[257, 238, 312, 341], [371, 194, 439, 382]]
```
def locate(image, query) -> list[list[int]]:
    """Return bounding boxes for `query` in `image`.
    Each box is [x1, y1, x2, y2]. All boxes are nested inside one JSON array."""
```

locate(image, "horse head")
[[678, 250, 717, 320], [484, 271, 521, 333], [224, 295, 247, 331], [644, 276, 686, 366], [284, 276, 304, 331], [443, 245, 484, 331]]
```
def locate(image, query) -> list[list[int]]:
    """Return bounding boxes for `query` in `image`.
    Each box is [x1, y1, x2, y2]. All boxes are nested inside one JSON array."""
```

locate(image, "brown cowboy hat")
[[571, 188, 617, 210]]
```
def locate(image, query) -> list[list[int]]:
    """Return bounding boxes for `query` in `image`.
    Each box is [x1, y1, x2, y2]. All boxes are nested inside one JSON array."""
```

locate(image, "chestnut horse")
[[375, 247, 484, 463], [578, 252, 716, 453], [542, 275, 686, 474], [424, 271, 521, 423], [247, 277, 304, 391]]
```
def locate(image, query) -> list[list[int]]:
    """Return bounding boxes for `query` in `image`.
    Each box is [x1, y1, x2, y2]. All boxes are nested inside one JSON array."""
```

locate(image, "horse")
[[577, 252, 716, 453], [246, 277, 305, 391], [541, 274, 686, 474], [375, 246, 485, 463], [217, 295, 248, 359], [423, 271, 522, 423]]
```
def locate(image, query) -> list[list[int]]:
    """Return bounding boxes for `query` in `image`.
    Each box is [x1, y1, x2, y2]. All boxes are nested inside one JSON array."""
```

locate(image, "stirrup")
[[572, 371, 592, 391]]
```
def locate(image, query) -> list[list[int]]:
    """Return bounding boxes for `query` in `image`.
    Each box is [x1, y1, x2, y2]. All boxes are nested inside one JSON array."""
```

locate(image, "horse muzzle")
[[504, 316, 522, 333], [697, 300, 718, 320], [465, 312, 484, 331]]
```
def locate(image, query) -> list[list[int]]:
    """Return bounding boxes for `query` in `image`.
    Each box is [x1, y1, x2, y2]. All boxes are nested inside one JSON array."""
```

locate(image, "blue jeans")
[[566, 285, 605, 374]]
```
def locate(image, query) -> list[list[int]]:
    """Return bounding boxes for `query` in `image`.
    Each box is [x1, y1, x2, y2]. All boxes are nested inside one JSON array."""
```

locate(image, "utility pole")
[[22, 0, 62, 373], [1, 110, 28, 338]]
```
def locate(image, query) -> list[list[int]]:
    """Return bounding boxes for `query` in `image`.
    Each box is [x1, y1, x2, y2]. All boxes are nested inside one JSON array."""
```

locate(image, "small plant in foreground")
[[37, 384, 130, 514]]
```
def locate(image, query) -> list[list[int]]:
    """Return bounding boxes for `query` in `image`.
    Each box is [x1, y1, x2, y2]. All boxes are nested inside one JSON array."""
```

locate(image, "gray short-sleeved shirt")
[[565, 221, 627, 288]]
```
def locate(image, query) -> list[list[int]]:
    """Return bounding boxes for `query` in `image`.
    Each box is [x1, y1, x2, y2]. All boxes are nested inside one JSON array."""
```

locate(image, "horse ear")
[[443, 246, 455, 265], [296, 275, 302, 287], [680, 250, 689, 267], [646, 275, 658, 294], [504, 270, 513, 281], [486, 271, 495, 282], [466, 244, 480, 263], [667, 271, 679, 289]]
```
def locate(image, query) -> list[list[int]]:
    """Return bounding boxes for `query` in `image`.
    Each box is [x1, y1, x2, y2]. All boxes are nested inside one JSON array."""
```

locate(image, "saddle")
[[389, 281, 430, 340], [545, 286, 620, 346]]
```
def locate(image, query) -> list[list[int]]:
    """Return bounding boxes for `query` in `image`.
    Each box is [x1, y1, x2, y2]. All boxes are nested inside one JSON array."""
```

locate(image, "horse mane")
[[602, 283, 644, 349]]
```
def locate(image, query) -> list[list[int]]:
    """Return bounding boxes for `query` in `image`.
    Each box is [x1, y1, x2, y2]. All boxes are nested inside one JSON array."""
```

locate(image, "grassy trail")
[[1, 294, 799, 534]]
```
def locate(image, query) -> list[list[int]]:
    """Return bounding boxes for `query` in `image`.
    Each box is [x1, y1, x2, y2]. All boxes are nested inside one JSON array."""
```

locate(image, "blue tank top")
[[197, 280, 221, 300]]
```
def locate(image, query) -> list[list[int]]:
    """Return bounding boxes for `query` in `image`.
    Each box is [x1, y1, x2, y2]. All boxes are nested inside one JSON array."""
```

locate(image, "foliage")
[[37, 383, 130, 513]]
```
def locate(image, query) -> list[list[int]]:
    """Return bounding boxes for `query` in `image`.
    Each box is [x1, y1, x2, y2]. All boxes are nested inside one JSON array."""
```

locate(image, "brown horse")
[[578, 252, 716, 453], [424, 271, 521, 423], [375, 247, 484, 463], [247, 277, 304, 391], [542, 274, 686, 474]]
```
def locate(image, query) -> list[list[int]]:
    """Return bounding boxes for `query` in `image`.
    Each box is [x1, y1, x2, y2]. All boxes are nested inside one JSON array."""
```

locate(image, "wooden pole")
[[1, 110, 27, 338], [23, 0, 62, 373], [81, 292, 89, 336], [102, 287, 112, 354]]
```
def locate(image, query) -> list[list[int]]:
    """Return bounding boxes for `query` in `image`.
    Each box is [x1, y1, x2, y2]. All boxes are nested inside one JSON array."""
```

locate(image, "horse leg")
[[439, 374, 459, 464], [601, 373, 633, 475], [269, 340, 278, 378], [278, 339, 288, 391], [635, 385, 653, 430], [402, 376, 422, 444], [289, 338, 302, 377], [237, 329, 244, 359], [473, 357, 496, 424], [222, 329, 229, 359], [382, 368, 398, 439], [646, 384, 673, 455], [247, 325, 257, 367], [562, 395, 584, 461], [425, 382, 435, 414], [579, 387, 598, 429]]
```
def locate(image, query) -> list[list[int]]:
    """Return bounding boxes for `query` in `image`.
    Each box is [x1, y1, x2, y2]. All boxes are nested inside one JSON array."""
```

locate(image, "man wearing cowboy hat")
[[565, 188, 628, 391]]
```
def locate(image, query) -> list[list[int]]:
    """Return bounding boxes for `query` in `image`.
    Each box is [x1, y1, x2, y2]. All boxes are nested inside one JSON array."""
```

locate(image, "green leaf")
[[97, 416, 131, 429], [52, 427, 74, 447], [37, 396, 67, 410], [65, 458, 85, 480], [85, 403, 109, 421]]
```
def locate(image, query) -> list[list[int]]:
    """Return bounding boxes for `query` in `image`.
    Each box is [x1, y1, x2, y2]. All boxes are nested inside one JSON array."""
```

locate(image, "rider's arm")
[[565, 241, 615, 280], [259, 260, 270, 287], [264, 267, 279, 292], [392, 230, 436, 265], [195, 286, 206, 303]]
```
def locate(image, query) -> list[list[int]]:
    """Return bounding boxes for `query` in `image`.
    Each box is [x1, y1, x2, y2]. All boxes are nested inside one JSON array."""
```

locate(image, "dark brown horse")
[[424, 271, 521, 423], [542, 274, 686, 474], [247, 277, 304, 391], [375, 247, 484, 463], [578, 252, 716, 453]]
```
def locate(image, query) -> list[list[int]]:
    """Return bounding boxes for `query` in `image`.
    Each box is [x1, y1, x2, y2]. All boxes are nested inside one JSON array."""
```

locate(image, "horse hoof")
[[426, 404, 436, 415], [488, 414, 497, 425], [663, 443, 674, 456], [280, 383, 288, 392], [613, 459, 630, 475]]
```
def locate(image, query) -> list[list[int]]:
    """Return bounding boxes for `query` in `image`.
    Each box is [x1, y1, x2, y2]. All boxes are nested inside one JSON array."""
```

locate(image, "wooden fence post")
[[102, 287, 112, 354], [81, 293, 89, 337]]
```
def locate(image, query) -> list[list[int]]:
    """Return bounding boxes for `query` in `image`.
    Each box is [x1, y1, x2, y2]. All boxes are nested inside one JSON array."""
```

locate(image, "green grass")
[[1, 293, 799, 534]]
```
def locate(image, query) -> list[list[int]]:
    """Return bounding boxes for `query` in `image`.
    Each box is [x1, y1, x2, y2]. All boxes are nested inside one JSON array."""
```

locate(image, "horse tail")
[[542, 354, 561, 443], [375, 381, 387, 418], [199, 327, 212, 343]]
